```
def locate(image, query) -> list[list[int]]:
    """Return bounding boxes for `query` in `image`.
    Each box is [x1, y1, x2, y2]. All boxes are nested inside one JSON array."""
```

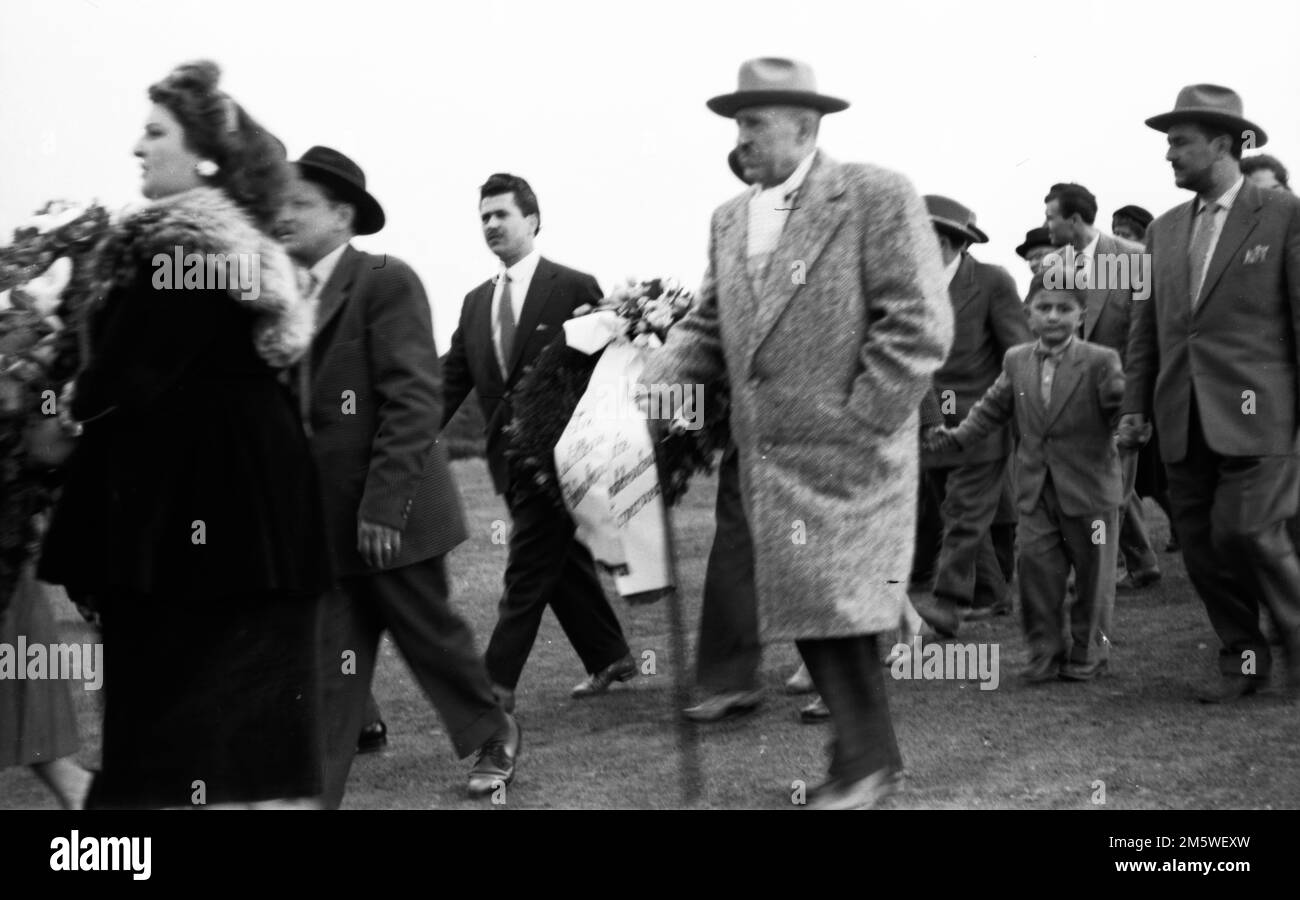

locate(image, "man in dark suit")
[[442, 173, 634, 712], [277, 147, 519, 805], [1120, 85, 1300, 703], [1044, 183, 1161, 605], [915, 196, 1031, 636]]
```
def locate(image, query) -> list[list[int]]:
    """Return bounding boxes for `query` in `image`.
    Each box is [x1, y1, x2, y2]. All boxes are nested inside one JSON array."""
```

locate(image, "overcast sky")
[[2, 0, 1298, 345]]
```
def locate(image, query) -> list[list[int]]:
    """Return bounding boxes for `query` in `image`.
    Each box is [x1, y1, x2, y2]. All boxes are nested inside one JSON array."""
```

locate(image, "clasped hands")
[[1115, 413, 1152, 450]]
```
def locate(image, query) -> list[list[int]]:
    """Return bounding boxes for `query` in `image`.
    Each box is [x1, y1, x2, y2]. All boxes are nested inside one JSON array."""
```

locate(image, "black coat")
[[296, 245, 467, 579], [38, 188, 331, 602], [441, 256, 602, 494]]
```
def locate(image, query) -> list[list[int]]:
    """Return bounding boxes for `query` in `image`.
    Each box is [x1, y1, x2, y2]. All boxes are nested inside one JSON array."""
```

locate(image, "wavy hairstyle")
[[148, 60, 288, 232]]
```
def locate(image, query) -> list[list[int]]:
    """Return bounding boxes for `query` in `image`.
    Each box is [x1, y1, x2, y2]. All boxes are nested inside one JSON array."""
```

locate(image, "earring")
[[195, 160, 219, 177]]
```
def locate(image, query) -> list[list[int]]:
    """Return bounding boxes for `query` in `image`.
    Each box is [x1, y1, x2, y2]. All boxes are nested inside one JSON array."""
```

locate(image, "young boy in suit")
[[928, 280, 1125, 682]]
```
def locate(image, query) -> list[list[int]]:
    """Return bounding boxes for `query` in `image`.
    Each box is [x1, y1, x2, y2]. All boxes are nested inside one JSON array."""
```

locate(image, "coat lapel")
[[470, 279, 504, 391], [1195, 182, 1262, 313], [948, 254, 981, 318], [1082, 235, 1112, 340], [716, 194, 758, 363], [505, 256, 557, 381], [1044, 340, 1085, 427], [747, 151, 850, 369]]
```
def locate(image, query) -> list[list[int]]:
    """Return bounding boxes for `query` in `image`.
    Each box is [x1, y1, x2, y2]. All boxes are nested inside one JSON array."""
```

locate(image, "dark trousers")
[[1016, 477, 1118, 668], [916, 458, 1009, 608], [991, 457, 1018, 588], [486, 486, 629, 689], [317, 556, 506, 809], [1165, 403, 1300, 680], [1117, 449, 1159, 575], [696, 444, 762, 693], [796, 636, 901, 783]]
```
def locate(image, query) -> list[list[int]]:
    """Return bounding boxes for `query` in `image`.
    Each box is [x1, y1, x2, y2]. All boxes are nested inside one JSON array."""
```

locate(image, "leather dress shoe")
[[914, 597, 963, 638], [492, 683, 516, 714], [785, 664, 815, 694], [1059, 660, 1108, 682], [571, 654, 637, 698], [683, 689, 763, 723], [1019, 657, 1061, 684], [807, 767, 901, 810], [356, 720, 388, 754], [799, 695, 830, 723], [467, 715, 521, 799], [1196, 675, 1262, 704], [1117, 568, 1161, 592]]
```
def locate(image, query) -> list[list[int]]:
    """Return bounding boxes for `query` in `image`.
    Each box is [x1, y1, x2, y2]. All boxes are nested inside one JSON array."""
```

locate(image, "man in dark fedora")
[[276, 146, 519, 804], [642, 57, 953, 808], [914, 195, 1030, 637], [1111, 205, 1154, 243], [441, 173, 635, 713], [1120, 85, 1300, 702]]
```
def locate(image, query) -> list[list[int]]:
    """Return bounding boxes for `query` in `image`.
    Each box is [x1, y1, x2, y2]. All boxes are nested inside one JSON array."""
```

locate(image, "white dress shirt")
[[747, 150, 817, 261], [491, 248, 541, 369], [943, 252, 962, 286], [306, 241, 349, 301]]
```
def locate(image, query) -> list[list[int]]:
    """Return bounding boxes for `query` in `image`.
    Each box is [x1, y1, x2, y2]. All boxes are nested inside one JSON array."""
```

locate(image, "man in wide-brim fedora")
[[1120, 84, 1300, 703], [643, 57, 953, 808]]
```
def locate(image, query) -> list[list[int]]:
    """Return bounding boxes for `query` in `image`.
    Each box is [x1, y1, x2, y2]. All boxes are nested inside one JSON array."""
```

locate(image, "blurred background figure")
[[1241, 153, 1291, 192], [1110, 204, 1153, 243]]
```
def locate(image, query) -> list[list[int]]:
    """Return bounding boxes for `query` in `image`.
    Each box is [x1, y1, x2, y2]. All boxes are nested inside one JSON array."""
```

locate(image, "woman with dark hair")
[[37, 61, 332, 808]]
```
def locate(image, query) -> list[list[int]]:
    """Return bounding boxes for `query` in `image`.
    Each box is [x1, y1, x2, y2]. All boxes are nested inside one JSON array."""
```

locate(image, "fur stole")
[[95, 187, 313, 367]]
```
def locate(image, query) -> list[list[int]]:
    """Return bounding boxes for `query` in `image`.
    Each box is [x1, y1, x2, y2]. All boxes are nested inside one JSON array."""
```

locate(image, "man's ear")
[[334, 201, 357, 234]]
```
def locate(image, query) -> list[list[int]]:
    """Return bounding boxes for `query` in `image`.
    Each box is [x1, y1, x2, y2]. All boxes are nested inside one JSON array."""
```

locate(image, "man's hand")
[[1116, 413, 1151, 450], [924, 426, 959, 454], [358, 520, 403, 569]]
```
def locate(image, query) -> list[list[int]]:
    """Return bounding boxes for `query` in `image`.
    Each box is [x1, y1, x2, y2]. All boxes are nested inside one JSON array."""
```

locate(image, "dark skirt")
[[86, 588, 323, 808]]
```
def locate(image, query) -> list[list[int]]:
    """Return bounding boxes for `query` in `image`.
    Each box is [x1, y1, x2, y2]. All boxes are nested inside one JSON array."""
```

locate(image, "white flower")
[[19, 256, 72, 315]]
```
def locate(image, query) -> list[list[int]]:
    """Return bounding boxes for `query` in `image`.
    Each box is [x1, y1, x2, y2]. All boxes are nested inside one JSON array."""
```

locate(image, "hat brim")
[[294, 161, 386, 235], [1144, 110, 1267, 147], [707, 90, 849, 118], [1015, 239, 1053, 258], [932, 217, 988, 245]]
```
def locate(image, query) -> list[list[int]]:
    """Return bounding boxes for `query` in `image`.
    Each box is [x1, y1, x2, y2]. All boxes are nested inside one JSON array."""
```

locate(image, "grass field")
[[3, 458, 1298, 809]]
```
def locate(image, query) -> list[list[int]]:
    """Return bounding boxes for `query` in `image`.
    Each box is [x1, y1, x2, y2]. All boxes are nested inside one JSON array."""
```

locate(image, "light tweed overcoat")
[[643, 150, 953, 639]]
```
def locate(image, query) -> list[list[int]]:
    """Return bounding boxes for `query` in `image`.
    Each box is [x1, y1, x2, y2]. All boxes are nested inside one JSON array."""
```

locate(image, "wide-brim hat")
[[925, 194, 988, 244], [1145, 84, 1267, 147], [1112, 204, 1153, 231], [707, 57, 849, 118], [292, 145, 386, 235], [1015, 226, 1053, 258]]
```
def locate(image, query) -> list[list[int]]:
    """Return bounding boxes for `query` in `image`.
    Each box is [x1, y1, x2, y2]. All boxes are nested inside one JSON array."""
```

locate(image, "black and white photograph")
[[0, 0, 1297, 877]]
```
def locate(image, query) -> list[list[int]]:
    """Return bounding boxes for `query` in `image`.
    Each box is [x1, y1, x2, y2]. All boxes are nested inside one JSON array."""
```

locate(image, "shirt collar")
[[1034, 334, 1074, 359], [308, 241, 349, 293], [752, 150, 817, 201], [497, 248, 541, 286], [944, 252, 963, 286], [1079, 230, 1101, 261], [1198, 175, 1245, 215]]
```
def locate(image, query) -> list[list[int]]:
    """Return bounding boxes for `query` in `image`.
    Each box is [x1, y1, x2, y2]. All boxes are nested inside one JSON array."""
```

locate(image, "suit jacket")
[[299, 244, 467, 579], [640, 150, 953, 640], [1123, 182, 1300, 462], [922, 252, 1030, 468], [1078, 232, 1145, 358], [441, 255, 602, 494], [953, 338, 1125, 517]]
